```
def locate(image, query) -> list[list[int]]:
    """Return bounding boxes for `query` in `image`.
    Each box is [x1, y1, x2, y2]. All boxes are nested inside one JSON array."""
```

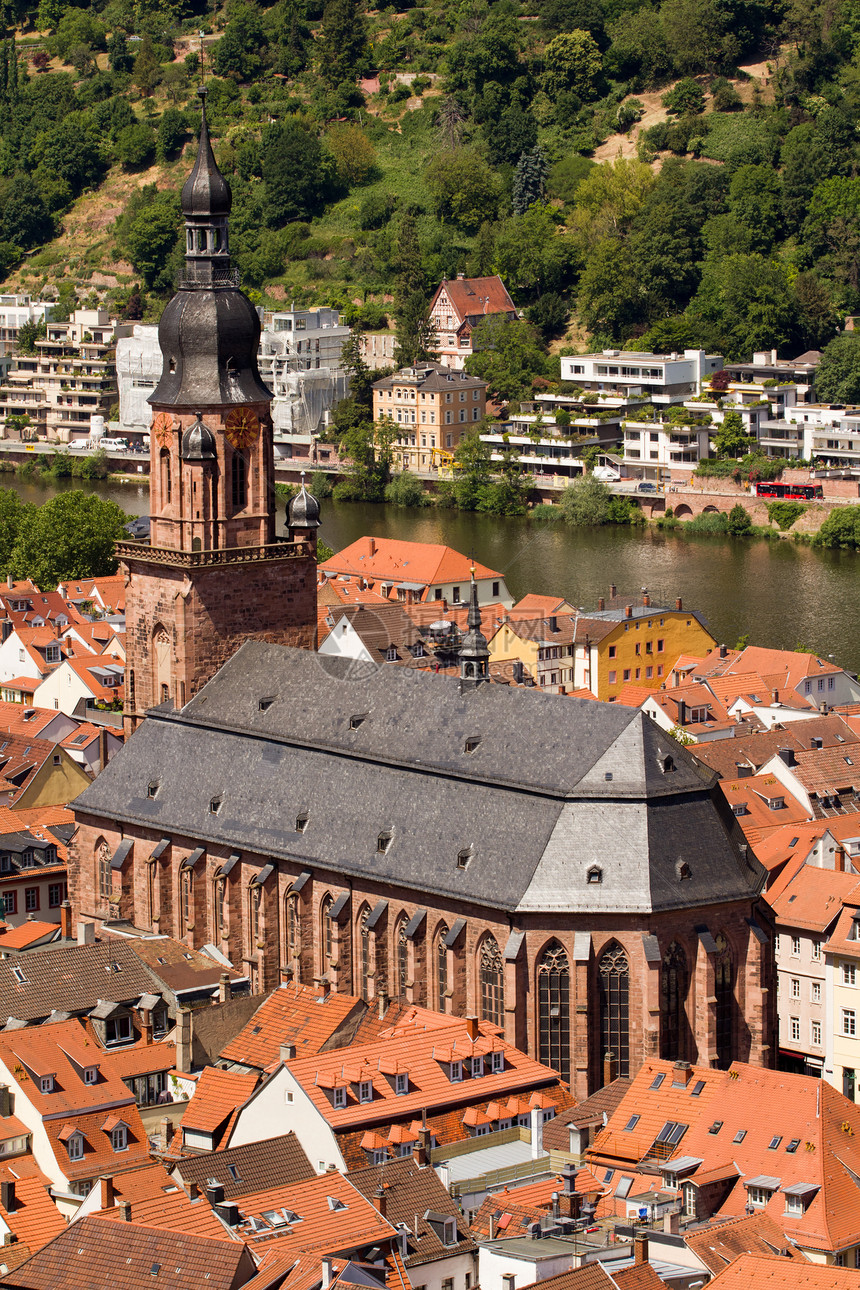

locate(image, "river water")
[[8, 475, 860, 673]]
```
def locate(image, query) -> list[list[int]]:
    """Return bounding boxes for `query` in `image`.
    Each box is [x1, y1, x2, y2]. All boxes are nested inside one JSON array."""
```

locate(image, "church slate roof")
[[73, 642, 766, 916]]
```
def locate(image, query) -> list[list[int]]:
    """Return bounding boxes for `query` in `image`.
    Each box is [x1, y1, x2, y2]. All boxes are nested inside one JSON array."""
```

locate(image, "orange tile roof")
[[0, 922, 60, 949], [770, 742, 860, 796], [511, 595, 574, 615], [104, 1039, 176, 1080], [274, 1016, 562, 1135], [53, 653, 124, 702], [718, 773, 810, 843], [43, 1103, 150, 1182], [57, 575, 125, 613], [646, 683, 731, 725], [0, 1019, 135, 1117], [88, 1164, 233, 1240], [0, 1172, 65, 1252], [219, 982, 365, 1070], [769, 863, 860, 933], [321, 538, 502, 596], [432, 276, 516, 322], [589, 1060, 724, 1169], [228, 1171, 398, 1253], [707, 1253, 860, 1287], [180, 1067, 258, 1137], [0, 704, 61, 740], [612, 685, 656, 709], [685, 1211, 806, 1274]]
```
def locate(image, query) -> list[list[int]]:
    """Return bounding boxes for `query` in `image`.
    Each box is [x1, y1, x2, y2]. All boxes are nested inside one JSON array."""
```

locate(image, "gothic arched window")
[[396, 916, 408, 999], [249, 883, 262, 944], [96, 837, 111, 904], [661, 942, 689, 1062], [285, 893, 300, 969], [182, 870, 193, 927], [599, 941, 630, 1079], [321, 896, 333, 970], [231, 451, 247, 511], [214, 877, 226, 942], [480, 936, 504, 1028], [538, 941, 570, 1083], [358, 905, 371, 1001], [436, 924, 449, 1010], [160, 448, 171, 504], [715, 933, 734, 1069]]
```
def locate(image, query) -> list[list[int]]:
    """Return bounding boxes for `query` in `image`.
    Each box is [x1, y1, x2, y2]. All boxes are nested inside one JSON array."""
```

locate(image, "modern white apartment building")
[[0, 295, 54, 357], [560, 348, 724, 402]]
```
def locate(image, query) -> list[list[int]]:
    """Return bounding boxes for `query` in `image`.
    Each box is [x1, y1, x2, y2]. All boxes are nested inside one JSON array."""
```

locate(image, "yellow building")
[[487, 593, 716, 699], [372, 362, 487, 472]]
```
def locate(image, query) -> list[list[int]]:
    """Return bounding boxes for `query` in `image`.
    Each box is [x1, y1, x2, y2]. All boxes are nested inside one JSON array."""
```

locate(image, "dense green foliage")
[[0, 488, 127, 586]]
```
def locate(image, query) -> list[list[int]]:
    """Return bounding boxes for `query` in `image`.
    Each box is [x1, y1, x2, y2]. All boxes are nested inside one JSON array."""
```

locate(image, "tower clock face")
[[225, 406, 261, 450], [152, 412, 175, 449]]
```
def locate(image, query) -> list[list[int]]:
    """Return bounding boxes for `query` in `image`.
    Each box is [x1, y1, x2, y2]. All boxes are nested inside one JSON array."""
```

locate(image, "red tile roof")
[[180, 1067, 258, 1138], [87, 1163, 234, 1240], [321, 538, 502, 597], [228, 1171, 398, 1254], [707, 1252, 860, 1287], [684, 1211, 806, 1274], [431, 276, 516, 323], [219, 982, 365, 1070], [0, 922, 60, 950], [0, 1172, 65, 1253]]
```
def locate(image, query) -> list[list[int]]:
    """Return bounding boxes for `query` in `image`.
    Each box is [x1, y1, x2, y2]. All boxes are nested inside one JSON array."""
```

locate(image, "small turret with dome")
[[459, 567, 490, 687], [287, 472, 321, 555]]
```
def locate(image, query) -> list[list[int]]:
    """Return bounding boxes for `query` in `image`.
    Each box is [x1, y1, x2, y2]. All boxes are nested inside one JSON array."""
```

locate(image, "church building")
[[116, 87, 319, 732], [75, 97, 776, 1099]]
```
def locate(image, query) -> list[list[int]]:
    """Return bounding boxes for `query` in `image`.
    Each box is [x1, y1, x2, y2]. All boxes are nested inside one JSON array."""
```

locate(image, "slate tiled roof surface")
[[0, 941, 155, 1021], [75, 641, 764, 918], [0, 1215, 256, 1290], [174, 1132, 315, 1199], [220, 982, 365, 1070], [345, 1157, 475, 1266], [707, 1253, 860, 1287], [684, 1211, 805, 1274], [179, 1067, 258, 1136]]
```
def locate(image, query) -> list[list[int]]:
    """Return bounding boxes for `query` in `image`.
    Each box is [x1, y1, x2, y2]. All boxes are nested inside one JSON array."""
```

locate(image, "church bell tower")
[[118, 88, 319, 731]]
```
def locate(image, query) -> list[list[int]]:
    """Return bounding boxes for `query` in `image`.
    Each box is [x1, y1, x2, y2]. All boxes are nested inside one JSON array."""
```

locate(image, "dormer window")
[[333, 1087, 346, 1109], [358, 1080, 373, 1103], [258, 697, 275, 712], [678, 862, 692, 881], [490, 1051, 504, 1073], [471, 1056, 484, 1078], [0, 855, 9, 874], [147, 782, 160, 799], [40, 1076, 54, 1093], [457, 848, 472, 870], [110, 1125, 128, 1152], [83, 1067, 97, 1085], [443, 1219, 457, 1246], [395, 1073, 408, 1095], [20, 850, 34, 868], [587, 866, 602, 884], [296, 813, 308, 834], [209, 797, 222, 815], [377, 832, 392, 855], [450, 1061, 463, 1083], [350, 714, 367, 731], [66, 1133, 84, 1161], [464, 737, 482, 754]]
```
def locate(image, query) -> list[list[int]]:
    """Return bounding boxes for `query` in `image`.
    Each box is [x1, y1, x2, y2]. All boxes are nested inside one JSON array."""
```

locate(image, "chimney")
[[218, 972, 231, 1004], [465, 1015, 479, 1041], [624, 604, 632, 619], [675, 598, 682, 611], [551, 1192, 560, 1221], [0, 1181, 15, 1214], [206, 1183, 225, 1207], [598, 597, 605, 611], [77, 921, 95, 945], [603, 1050, 617, 1086], [216, 1199, 240, 1227], [642, 591, 650, 607], [118, 1200, 132, 1222], [175, 1009, 192, 1073], [368, 537, 376, 557], [677, 698, 686, 726], [0, 1086, 11, 1118], [159, 1117, 173, 1152], [836, 847, 846, 873], [778, 747, 796, 768], [548, 615, 558, 633], [320, 976, 331, 998], [322, 1258, 334, 1289], [378, 990, 389, 1020], [664, 1210, 681, 1236], [609, 584, 616, 599], [139, 1007, 152, 1047], [98, 726, 109, 774], [415, 1138, 428, 1167], [188, 1181, 199, 1201], [772, 689, 779, 704], [60, 900, 72, 939], [719, 643, 727, 659], [6, 575, 11, 591], [634, 1232, 649, 1266], [279, 1043, 296, 1063], [100, 1176, 114, 1210], [736, 762, 753, 778], [673, 1061, 692, 1086], [374, 1186, 387, 1217]]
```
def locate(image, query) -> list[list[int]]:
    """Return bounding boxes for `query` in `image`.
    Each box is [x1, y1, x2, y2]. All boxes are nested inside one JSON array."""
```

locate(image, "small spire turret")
[[459, 566, 489, 687]]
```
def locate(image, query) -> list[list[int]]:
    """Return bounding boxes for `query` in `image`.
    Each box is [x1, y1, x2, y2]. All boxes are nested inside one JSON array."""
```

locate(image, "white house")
[[34, 655, 124, 720]]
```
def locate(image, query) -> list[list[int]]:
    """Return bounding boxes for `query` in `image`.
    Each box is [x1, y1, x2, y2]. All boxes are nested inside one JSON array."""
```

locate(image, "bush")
[[559, 474, 609, 526], [686, 510, 729, 534], [310, 471, 334, 498], [727, 503, 752, 535], [358, 190, 396, 230], [815, 505, 860, 548], [385, 472, 428, 507], [662, 79, 705, 115], [699, 113, 777, 169], [711, 78, 743, 111], [766, 500, 806, 530]]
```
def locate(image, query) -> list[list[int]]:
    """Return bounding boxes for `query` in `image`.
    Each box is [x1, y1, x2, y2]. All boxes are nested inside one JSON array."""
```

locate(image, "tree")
[[133, 35, 161, 96], [16, 319, 45, 354], [156, 108, 186, 161], [31, 113, 108, 197], [815, 334, 860, 404], [1, 178, 53, 249], [577, 236, 642, 336], [465, 315, 547, 401], [426, 150, 500, 233], [494, 205, 566, 299], [527, 292, 568, 341], [341, 331, 374, 414], [262, 121, 334, 226], [316, 0, 368, 90], [512, 147, 549, 215], [486, 103, 538, 167], [107, 30, 133, 74], [272, 0, 312, 77], [727, 503, 752, 535], [560, 473, 610, 525], [8, 491, 127, 588], [662, 77, 706, 114], [394, 292, 437, 368], [392, 211, 425, 303], [116, 123, 156, 168], [0, 490, 30, 568], [122, 192, 182, 292], [326, 124, 376, 187], [728, 164, 782, 253], [691, 254, 795, 360], [541, 30, 602, 100], [55, 10, 106, 61], [213, 1, 266, 82], [713, 410, 754, 458]]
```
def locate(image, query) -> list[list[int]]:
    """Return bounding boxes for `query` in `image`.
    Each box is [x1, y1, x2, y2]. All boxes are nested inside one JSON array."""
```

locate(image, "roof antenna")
[[198, 30, 206, 86]]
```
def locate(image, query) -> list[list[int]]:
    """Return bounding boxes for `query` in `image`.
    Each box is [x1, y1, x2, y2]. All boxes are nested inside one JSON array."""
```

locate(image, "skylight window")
[[258, 697, 274, 712], [377, 831, 393, 854], [209, 797, 222, 815], [147, 781, 160, 799], [464, 737, 482, 754], [734, 1130, 747, 1143], [327, 1196, 347, 1212], [624, 1115, 640, 1131], [768, 1135, 782, 1150], [690, 1080, 705, 1096], [296, 813, 308, 834], [709, 1121, 723, 1134], [786, 1139, 800, 1154], [650, 1074, 665, 1090], [457, 848, 473, 870], [349, 714, 367, 731]]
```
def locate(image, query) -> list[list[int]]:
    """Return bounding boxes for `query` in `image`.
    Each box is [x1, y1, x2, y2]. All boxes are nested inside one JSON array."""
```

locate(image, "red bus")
[[754, 482, 823, 500]]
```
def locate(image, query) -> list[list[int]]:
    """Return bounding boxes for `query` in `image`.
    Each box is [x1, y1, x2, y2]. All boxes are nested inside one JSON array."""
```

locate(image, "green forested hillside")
[[0, 0, 856, 363]]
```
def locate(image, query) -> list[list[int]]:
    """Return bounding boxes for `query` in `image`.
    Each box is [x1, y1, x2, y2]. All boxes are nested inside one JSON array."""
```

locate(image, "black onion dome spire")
[[459, 567, 489, 685], [149, 87, 271, 411], [288, 473, 321, 529], [181, 88, 231, 218], [180, 413, 217, 460]]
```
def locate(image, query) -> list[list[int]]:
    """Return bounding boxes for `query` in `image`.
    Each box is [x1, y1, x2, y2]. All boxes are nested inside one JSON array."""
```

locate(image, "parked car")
[[638, 481, 658, 492]]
